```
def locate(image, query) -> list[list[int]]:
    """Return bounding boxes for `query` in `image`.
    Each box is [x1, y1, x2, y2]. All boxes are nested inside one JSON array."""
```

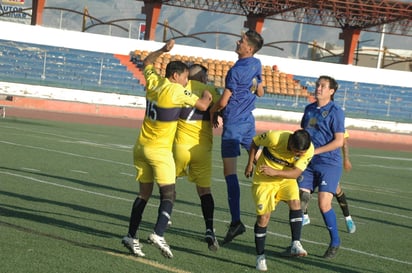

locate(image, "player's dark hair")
[[245, 29, 264, 53], [189, 63, 208, 81], [290, 129, 311, 151], [165, 61, 189, 78], [317, 75, 339, 101]]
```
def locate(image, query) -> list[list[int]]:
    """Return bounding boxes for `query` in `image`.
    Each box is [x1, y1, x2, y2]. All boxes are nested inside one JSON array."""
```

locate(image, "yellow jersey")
[[253, 130, 314, 183], [175, 80, 220, 146], [138, 65, 199, 149]]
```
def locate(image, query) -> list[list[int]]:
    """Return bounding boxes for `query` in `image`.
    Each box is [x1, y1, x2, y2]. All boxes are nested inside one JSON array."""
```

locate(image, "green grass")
[[1, 117, 411, 273]]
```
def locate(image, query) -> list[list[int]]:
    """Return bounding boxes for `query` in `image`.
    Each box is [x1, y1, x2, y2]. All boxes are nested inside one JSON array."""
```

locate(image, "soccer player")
[[209, 29, 264, 244], [299, 75, 345, 259], [245, 129, 314, 271], [121, 40, 212, 258], [302, 130, 356, 234], [173, 64, 220, 251]]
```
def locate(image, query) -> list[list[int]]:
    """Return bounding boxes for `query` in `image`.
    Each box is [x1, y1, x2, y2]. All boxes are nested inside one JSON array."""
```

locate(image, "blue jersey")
[[301, 101, 345, 165], [222, 57, 262, 125]]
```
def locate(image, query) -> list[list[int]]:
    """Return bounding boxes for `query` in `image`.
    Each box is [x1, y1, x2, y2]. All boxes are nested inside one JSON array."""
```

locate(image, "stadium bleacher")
[[0, 39, 146, 96], [1, 39, 411, 122]]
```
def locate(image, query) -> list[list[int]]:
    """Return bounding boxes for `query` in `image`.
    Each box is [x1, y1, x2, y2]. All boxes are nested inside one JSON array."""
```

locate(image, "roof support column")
[[31, 0, 46, 25], [244, 15, 265, 33], [339, 27, 361, 65], [142, 1, 162, 41]]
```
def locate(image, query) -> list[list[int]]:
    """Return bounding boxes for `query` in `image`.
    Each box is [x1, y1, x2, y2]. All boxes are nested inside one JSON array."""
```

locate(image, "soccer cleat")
[[302, 214, 310, 226], [205, 229, 219, 251], [345, 216, 356, 234], [256, 254, 268, 271], [148, 233, 173, 258], [122, 235, 145, 257], [291, 240, 308, 257], [323, 245, 339, 259], [222, 221, 246, 245], [280, 241, 308, 257]]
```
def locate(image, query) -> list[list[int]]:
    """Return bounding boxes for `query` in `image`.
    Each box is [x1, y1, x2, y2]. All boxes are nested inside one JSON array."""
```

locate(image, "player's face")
[[236, 34, 252, 57], [175, 70, 189, 87], [314, 78, 335, 101]]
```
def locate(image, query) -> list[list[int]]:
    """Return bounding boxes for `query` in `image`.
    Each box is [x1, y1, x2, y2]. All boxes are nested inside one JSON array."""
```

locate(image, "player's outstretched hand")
[[163, 40, 175, 52]]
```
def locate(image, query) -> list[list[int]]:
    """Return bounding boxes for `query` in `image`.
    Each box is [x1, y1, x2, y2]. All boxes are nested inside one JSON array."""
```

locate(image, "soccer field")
[[0, 116, 411, 273]]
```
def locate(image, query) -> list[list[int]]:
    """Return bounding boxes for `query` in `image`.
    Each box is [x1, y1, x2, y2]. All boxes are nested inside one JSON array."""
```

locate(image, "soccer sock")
[[154, 184, 175, 237], [290, 209, 303, 241], [128, 197, 147, 238], [335, 190, 350, 217], [254, 222, 267, 255], [321, 208, 341, 247], [225, 174, 241, 224], [200, 193, 215, 231]]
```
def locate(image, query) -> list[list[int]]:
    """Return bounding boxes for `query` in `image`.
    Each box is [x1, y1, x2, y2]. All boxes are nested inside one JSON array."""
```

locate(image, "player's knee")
[[160, 184, 176, 203], [299, 190, 311, 210]]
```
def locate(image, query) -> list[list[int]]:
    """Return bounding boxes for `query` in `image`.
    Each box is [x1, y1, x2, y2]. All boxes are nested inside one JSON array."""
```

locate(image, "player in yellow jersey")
[[122, 40, 213, 258], [244, 130, 314, 271], [173, 64, 220, 251], [302, 130, 356, 233]]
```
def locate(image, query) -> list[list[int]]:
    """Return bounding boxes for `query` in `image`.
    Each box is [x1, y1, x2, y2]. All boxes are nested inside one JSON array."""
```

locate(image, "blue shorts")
[[221, 116, 255, 158], [298, 162, 342, 194]]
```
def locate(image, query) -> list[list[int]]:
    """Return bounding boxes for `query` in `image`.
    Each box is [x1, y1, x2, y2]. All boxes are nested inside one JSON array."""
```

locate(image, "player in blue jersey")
[[299, 75, 345, 259], [209, 29, 264, 244], [122, 40, 212, 258]]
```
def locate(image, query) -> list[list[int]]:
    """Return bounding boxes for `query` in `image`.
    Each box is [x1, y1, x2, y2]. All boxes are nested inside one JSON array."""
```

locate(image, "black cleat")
[[222, 221, 246, 245], [323, 245, 339, 259]]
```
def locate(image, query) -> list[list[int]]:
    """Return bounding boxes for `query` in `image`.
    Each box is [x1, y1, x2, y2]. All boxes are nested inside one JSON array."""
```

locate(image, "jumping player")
[[209, 29, 264, 244]]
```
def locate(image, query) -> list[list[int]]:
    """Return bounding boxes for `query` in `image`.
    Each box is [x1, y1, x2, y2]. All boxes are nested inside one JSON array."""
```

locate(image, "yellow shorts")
[[133, 143, 176, 185], [252, 179, 300, 215], [173, 143, 212, 188]]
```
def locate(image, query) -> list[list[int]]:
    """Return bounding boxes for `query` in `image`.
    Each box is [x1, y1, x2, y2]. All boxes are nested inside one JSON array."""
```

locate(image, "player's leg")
[[318, 165, 342, 259], [122, 144, 154, 257], [221, 127, 245, 243], [252, 183, 272, 271], [281, 180, 307, 257], [299, 188, 311, 226], [335, 183, 356, 233], [147, 149, 176, 258]]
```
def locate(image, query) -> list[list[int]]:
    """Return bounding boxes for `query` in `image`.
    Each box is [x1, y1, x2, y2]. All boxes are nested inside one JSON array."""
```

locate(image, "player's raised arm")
[[143, 39, 175, 68]]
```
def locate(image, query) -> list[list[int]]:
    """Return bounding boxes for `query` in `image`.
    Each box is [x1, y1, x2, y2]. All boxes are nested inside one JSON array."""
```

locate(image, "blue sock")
[[225, 174, 240, 223], [322, 208, 341, 247]]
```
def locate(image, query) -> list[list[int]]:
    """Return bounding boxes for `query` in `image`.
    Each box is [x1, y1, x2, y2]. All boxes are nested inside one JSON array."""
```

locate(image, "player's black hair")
[[189, 63, 208, 83], [165, 61, 189, 78], [290, 129, 311, 151], [245, 29, 264, 54]]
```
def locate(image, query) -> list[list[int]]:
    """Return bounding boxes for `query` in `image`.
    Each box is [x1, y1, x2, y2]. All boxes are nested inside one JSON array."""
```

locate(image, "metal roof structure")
[[140, 0, 412, 36], [137, 0, 411, 65], [29, 0, 412, 65]]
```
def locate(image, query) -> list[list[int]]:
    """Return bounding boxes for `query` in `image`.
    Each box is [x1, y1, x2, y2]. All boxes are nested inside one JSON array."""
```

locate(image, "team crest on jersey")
[[259, 132, 267, 140], [258, 204, 263, 211], [322, 110, 329, 118], [309, 117, 317, 127], [184, 90, 191, 96]]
